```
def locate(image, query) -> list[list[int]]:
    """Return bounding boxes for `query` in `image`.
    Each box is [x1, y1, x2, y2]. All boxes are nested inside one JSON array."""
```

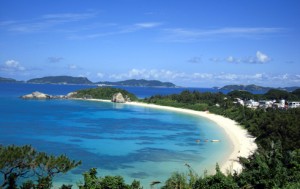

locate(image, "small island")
[[221, 84, 299, 93], [27, 76, 93, 85], [96, 79, 176, 87]]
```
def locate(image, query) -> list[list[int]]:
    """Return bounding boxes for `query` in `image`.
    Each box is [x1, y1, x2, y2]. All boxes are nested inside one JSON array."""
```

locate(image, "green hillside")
[[27, 76, 93, 84], [96, 79, 176, 87]]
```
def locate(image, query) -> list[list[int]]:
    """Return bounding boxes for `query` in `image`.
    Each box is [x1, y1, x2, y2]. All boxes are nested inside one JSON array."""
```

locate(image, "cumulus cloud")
[[108, 68, 186, 80], [0, 60, 25, 72], [103, 69, 300, 87], [256, 51, 270, 63]]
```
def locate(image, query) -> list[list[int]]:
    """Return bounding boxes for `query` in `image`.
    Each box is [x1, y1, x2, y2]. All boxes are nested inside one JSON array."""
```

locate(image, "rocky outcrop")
[[66, 92, 77, 98], [21, 91, 68, 99], [21, 91, 51, 99], [111, 92, 126, 103]]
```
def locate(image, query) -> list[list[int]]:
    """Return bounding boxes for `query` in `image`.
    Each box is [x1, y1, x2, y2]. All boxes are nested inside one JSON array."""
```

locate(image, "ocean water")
[[0, 83, 231, 188]]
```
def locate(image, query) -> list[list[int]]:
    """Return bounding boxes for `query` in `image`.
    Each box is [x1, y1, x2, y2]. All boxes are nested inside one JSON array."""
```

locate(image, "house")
[[245, 99, 259, 108], [288, 101, 300, 108], [259, 100, 273, 108]]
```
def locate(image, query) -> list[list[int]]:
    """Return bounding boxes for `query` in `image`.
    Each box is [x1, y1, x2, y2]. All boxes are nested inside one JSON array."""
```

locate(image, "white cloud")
[[97, 72, 105, 78], [164, 27, 283, 42], [256, 51, 270, 63], [2, 11, 97, 33], [108, 69, 186, 81], [212, 51, 271, 64], [134, 22, 162, 29], [68, 64, 78, 70], [102, 69, 300, 87], [1, 60, 25, 72], [226, 56, 235, 63]]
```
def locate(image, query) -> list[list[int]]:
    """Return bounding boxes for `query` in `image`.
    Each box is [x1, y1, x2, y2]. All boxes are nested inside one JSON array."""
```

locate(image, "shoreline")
[[84, 99, 257, 174]]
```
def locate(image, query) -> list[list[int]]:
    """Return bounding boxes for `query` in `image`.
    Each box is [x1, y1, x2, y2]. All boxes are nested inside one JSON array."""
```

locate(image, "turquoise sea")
[[0, 83, 232, 188]]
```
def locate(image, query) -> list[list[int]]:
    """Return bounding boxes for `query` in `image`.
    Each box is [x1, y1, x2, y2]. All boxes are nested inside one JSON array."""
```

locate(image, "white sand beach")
[[85, 99, 258, 174]]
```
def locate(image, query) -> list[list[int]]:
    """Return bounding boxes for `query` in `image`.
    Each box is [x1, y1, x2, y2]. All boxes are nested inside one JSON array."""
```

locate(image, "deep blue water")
[[0, 83, 231, 188], [0, 83, 230, 99]]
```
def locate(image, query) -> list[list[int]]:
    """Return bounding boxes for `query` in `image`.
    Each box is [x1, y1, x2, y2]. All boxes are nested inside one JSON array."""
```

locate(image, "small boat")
[[211, 140, 220, 142], [195, 139, 200, 143]]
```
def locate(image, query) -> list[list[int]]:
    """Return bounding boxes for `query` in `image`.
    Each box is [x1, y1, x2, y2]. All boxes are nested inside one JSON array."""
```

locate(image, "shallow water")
[[0, 84, 231, 188]]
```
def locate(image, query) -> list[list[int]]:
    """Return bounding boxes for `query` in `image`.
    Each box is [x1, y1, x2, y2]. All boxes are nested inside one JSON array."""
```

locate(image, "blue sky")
[[0, 0, 299, 87]]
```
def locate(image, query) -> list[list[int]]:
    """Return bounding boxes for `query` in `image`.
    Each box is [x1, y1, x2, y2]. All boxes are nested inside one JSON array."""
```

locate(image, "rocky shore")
[[21, 91, 75, 100]]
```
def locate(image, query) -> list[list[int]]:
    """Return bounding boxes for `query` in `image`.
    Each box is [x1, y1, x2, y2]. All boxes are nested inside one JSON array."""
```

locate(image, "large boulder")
[[66, 92, 77, 98], [111, 92, 126, 103], [21, 91, 51, 99]]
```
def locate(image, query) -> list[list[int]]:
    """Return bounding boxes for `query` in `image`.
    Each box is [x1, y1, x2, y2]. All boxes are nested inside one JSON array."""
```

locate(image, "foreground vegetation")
[[1, 88, 300, 188]]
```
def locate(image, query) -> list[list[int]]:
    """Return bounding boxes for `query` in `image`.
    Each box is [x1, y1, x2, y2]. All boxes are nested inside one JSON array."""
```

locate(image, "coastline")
[[84, 99, 257, 174]]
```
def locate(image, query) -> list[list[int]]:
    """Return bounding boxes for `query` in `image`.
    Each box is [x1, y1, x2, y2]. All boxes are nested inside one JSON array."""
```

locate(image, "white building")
[[259, 100, 273, 108], [288, 101, 300, 108], [245, 99, 259, 108]]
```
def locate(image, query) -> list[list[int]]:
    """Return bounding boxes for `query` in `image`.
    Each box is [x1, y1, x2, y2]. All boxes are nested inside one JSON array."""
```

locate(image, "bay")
[[0, 83, 231, 188]]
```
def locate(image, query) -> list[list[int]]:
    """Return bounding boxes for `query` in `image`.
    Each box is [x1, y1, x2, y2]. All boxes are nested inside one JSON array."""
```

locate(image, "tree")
[[227, 90, 254, 100], [194, 164, 239, 189], [78, 168, 142, 189], [161, 172, 189, 189], [0, 145, 81, 188]]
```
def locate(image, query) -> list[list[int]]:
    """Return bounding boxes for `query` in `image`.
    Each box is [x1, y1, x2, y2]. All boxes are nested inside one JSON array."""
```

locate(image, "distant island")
[[2, 76, 299, 92], [0, 77, 23, 83], [27, 76, 93, 85], [24, 76, 177, 87], [96, 79, 176, 87], [220, 84, 299, 92]]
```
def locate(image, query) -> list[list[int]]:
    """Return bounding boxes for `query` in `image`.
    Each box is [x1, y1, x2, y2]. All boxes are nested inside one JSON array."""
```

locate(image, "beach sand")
[[85, 99, 258, 174]]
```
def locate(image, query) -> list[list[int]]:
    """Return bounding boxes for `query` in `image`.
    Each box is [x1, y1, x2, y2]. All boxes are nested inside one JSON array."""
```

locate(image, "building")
[[288, 101, 300, 108]]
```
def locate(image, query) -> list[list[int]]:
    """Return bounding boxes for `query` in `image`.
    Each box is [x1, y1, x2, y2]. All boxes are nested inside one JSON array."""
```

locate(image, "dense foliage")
[[0, 145, 81, 189], [78, 168, 142, 189], [72, 87, 138, 101]]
